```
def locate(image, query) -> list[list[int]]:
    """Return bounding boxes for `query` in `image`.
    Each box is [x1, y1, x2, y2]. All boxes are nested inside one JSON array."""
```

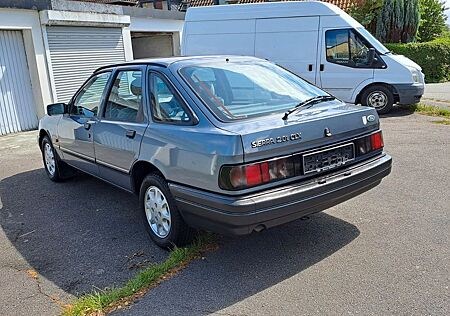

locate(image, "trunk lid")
[[217, 101, 380, 162]]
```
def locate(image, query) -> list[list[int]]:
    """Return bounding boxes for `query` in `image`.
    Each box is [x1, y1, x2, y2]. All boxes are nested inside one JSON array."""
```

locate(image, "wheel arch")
[[355, 82, 399, 105], [130, 160, 166, 195], [38, 129, 51, 149]]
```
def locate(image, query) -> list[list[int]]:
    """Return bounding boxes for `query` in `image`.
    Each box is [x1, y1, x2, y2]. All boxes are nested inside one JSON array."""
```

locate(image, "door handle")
[[320, 64, 325, 71], [308, 64, 313, 72], [126, 129, 136, 139], [84, 122, 92, 130]]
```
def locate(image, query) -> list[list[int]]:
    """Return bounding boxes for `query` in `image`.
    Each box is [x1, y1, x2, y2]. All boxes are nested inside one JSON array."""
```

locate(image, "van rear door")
[[254, 17, 320, 84], [318, 27, 374, 103]]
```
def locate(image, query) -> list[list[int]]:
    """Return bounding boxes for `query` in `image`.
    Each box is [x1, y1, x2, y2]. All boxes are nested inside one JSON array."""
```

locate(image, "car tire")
[[41, 136, 71, 182], [139, 173, 195, 249], [361, 85, 394, 115]]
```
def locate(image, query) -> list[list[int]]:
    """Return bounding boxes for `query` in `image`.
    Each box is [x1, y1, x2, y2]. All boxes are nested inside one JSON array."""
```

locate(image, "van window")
[[180, 61, 329, 122], [326, 29, 372, 68]]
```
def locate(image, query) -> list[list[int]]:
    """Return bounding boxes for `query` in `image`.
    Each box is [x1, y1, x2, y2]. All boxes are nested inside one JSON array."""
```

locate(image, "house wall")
[[0, 9, 53, 118], [0, 3, 185, 124]]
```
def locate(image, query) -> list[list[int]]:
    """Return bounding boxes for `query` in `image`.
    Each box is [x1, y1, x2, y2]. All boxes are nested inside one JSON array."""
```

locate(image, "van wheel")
[[361, 85, 394, 114], [139, 173, 195, 249], [41, 136, 71, 182]]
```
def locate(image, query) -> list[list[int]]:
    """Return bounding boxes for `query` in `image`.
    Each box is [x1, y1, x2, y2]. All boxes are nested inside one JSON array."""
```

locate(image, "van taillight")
[[221, 157, 296, 190]]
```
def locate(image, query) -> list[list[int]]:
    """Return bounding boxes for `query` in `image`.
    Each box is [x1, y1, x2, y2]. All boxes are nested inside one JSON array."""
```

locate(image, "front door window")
[[326, 29, 372, 68], [71, 72, 111, 117]]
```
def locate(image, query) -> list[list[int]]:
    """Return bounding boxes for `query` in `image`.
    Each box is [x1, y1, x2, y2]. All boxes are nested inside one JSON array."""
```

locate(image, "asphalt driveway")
[[0, 133, 169, 315], [0, 108, 449, 315]]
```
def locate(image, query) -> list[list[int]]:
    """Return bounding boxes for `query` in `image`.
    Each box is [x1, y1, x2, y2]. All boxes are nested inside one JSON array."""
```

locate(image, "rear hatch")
[[216, 101, 380, 162]]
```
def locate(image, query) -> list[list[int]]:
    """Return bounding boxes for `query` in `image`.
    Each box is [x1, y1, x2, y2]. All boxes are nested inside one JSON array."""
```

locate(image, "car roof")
[[94, 55, 264, 72]]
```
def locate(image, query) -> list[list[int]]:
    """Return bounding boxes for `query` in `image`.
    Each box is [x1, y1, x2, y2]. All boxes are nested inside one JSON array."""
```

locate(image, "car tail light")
[[220, 131, 384, 191], [355, 131, 384, 156], [220, 157, 296, 190], [370, 132, 384, 151]]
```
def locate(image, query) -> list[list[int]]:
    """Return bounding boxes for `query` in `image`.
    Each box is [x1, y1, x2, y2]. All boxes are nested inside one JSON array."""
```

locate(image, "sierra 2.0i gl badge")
[[251, 132, 302, 148]]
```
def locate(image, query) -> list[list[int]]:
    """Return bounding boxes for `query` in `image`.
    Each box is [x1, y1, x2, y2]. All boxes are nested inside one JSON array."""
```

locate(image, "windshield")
[[356, 27, 390, 54], [179, 61, 329, 122]]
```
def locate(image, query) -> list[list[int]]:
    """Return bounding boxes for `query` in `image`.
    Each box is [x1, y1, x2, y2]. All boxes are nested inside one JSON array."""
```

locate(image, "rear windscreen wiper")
[[282, 95, 336, 120]]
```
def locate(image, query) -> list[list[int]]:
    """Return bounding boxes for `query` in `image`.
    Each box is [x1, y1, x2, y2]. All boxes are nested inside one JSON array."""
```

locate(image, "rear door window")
[[103, 70, 144, 122]]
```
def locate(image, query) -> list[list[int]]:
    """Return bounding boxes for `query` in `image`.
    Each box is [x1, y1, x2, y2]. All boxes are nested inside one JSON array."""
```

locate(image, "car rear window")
[[179, 61, 328, 122]]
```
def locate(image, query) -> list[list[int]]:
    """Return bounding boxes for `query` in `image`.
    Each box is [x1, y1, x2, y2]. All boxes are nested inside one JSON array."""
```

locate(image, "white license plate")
[[303, 143, 355, 175]]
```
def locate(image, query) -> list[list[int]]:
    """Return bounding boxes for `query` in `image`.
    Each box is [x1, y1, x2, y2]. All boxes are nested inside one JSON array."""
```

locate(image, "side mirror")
[[367, 48, 376, 66], [47, 103, 67, 116]]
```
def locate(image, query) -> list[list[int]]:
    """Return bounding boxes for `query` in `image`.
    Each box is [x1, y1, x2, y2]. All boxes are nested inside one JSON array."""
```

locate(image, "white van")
[[182, 1, 425, 114]]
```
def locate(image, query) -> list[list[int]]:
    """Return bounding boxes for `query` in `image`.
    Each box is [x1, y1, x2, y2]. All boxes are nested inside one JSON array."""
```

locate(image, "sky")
[[445, 0, 450, 21]]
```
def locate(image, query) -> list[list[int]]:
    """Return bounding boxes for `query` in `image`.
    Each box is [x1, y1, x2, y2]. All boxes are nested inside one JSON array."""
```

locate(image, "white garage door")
[[0, 30, 38, 135], [46, 26, 126, 103]]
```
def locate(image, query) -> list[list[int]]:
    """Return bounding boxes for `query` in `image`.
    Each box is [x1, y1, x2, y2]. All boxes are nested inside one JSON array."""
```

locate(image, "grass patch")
[[433, 119, 450, 125], [411, 104, 450, 118], [62, 234, 215, 316]]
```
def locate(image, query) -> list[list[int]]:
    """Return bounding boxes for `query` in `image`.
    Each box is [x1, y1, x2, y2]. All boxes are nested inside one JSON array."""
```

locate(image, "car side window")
[[150, 73, 192, 124], [104, 70, 144, 122], [71, 72, 111, 117], [326, 29, 372, 68]]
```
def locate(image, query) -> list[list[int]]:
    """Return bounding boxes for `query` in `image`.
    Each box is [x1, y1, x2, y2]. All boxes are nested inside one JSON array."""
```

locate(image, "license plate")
[[303, 143, 355, 175]]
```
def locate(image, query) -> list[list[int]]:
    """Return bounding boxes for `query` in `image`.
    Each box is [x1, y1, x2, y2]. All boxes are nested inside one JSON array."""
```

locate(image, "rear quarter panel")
[[138, 122, 244, 193]]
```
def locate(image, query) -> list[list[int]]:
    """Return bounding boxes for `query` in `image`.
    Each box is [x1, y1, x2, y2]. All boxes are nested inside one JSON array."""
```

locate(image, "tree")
[[417, 0, 448, 42], [376, 0, 405, 43], [349, 0, 420, 43], [348, 0, 383, 35], [403, 0, 420, 42]]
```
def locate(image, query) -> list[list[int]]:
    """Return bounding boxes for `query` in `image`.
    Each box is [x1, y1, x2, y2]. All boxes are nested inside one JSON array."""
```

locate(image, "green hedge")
[[385, 39, 450, 83]]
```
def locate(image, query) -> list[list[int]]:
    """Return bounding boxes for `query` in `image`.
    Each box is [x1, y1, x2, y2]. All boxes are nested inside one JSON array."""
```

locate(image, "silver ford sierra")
[[38, 56, 392, 248]]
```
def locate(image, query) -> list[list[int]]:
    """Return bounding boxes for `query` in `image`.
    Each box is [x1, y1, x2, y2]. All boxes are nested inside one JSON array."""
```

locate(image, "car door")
[[93, 66, 148, 190], [57, 71, 112, 175], [319, 28, 374, 103]]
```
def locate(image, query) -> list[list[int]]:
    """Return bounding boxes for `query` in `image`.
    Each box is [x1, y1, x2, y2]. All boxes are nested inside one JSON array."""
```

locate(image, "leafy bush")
[[417, 0, 448, 42], [385, 39, 450, 83]]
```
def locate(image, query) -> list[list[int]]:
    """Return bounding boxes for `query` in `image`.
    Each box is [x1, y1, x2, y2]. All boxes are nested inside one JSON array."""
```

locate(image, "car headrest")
[[130, 78, 142, 96]]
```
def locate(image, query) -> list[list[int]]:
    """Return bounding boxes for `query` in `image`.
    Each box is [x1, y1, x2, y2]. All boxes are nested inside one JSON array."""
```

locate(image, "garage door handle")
[[126, 129, 136, 139]]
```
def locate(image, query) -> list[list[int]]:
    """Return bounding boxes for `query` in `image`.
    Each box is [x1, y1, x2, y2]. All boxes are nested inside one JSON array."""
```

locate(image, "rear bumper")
[[169, 154, 392, 236], [393, 83, 424, 105]]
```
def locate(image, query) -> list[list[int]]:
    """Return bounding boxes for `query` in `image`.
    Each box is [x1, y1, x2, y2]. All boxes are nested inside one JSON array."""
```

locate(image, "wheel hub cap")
[[368, 91, 388, 109], [44, 143, 56, 176], [144, 186, 171, 238]]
